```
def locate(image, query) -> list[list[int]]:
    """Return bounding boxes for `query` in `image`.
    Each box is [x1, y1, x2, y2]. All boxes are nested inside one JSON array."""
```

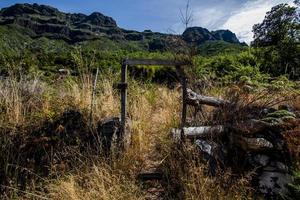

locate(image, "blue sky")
[[0, 0, 293, 43]]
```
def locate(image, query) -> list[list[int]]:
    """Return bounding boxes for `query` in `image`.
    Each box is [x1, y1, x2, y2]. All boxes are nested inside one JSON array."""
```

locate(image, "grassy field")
[[1, 67, 299, 199]]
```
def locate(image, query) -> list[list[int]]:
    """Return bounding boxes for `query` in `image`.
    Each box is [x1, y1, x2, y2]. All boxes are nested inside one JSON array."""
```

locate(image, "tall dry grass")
[[46, 79, 181, 200], [46, 80, 258, 200], [5, 73, 295, 199]]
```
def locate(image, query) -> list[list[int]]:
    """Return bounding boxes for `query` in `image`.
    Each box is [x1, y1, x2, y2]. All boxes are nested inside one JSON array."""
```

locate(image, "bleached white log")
[[172, 125, 225, 141], [186, 88, 230, 107]]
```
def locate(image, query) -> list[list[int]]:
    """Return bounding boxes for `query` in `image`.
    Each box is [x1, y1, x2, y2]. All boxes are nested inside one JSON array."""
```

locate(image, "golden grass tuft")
[[49, 164, 144, 200]]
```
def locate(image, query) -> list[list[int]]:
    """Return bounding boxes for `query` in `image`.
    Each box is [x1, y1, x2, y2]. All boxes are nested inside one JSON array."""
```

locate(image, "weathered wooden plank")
[[123, 59, 190, 66]]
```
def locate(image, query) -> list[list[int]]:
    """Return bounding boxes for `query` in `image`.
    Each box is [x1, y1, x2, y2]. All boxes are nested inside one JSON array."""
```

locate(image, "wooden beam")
[[172, 125, 225, 141], [187, 88, 230, 107], [123, 59, 190, 66]]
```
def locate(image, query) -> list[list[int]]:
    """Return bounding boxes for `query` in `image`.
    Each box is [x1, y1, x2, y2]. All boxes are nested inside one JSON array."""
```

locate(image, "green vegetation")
[[252, 2, 300, 79], [0, 1, 299, 200]]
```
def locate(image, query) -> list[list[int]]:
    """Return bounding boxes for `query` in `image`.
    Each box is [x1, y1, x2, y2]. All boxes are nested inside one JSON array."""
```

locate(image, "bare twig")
[[180, 0, 193, 30]]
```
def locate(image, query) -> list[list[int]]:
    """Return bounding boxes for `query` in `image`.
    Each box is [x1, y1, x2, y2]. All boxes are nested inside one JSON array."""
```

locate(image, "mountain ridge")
[[0, 3, 246, 51]]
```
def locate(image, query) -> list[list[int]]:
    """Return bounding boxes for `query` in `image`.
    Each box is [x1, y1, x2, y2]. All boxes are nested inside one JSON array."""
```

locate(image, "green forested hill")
[[0, 3, 248, 80], [0, 3, 246, 53]]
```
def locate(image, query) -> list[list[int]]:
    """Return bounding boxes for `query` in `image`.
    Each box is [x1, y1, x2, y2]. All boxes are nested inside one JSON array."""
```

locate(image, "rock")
[[263, 166, 278, 172], [237, 137, 273, 151], [233, 119, 271, 135], [182, 27, 216, 45], [273, 139, 286, 151], [195, 139, 226, 176], [195, 140, 217, 156], [258, 171, 292, 197], [271, 161, 289, 173], [211, 29, 240, 44], [98, 117, 120, 154], [0, 3, 60, 17], [82, 12, 117, 27], [125, 33, 144, 41], [182, 27, 242, 45], [253, 154, 270, 167]]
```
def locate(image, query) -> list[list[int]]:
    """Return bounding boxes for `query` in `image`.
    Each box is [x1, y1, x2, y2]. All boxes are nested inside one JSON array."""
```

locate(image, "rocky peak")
[[212, 30, 240, 44], [182, 27, 216, 44], [83, 12, 117, 27], [0, 3, 60, 17], [182, 27, 242, 45]]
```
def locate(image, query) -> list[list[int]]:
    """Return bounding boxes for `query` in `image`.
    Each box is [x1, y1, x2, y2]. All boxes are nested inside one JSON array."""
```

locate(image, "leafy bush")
[[193, 51, 270, 85]]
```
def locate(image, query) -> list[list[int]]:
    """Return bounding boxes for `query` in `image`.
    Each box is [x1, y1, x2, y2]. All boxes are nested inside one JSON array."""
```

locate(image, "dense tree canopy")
[[252, 2, 300, 79], [252, 3, 299, 46]]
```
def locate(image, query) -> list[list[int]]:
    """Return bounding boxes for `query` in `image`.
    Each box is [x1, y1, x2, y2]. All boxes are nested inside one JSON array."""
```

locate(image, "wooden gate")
[[117, 58, 190, 147]]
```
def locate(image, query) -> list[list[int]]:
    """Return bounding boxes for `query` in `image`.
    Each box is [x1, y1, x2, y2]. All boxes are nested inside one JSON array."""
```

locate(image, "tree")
[[252, 3, 300, 79], [252, 3, 299, 46], [180, 0, 193, 30]]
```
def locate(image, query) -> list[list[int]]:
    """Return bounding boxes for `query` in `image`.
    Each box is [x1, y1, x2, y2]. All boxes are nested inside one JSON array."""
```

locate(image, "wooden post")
[[120, 61, 128, 145], [116, 58, 190, 145], [176, 66, 187, 128]]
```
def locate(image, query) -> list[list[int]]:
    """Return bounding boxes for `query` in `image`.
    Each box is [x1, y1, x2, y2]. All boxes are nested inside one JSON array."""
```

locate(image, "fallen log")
[[171, 118, 292, 151], [186, 88, 230, 107], [172, 125, 225, 141], [172, 120, 271, 140]]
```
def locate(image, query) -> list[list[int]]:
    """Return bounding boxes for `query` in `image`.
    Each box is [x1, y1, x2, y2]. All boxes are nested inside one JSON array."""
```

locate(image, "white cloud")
[[221, 0, 294, 44], [193, 7, 226, 29]]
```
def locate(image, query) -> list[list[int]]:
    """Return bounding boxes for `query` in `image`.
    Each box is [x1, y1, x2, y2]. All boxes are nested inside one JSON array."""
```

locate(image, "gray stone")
[[258, 171, 292, 196], [195, 140, 213, 155], [240, 137, 273, 151], [253, 155, 270, 166], [195, 140, 219, 156], [263, 166, 277, 172], [271, 161, 289, 173]]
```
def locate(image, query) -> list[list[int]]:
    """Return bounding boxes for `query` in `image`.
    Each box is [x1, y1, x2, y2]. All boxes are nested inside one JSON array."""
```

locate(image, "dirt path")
[[138, 135, 167, 200]]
